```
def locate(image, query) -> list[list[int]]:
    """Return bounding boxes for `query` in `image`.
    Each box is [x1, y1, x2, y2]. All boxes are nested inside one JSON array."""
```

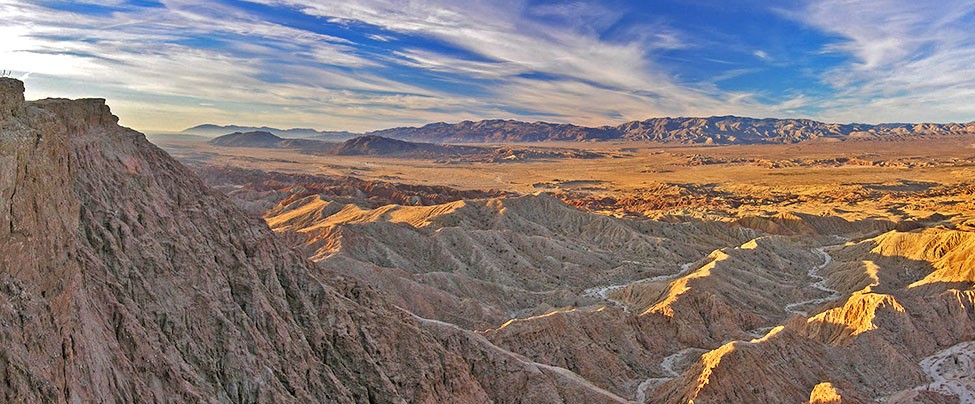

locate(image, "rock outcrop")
[[0, 78, 25, 120], [807, 382, 849, 404]]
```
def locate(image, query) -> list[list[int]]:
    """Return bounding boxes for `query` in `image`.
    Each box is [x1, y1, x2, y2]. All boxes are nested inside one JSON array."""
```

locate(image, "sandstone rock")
[[807, 382, 852, 404]]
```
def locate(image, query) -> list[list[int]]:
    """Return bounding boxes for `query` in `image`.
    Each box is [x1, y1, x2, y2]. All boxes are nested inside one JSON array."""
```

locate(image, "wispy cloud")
[[244, 0, 763, 123], [1, 0, 973, 132], [788, 0, 975, 123], [6, 0, 765, 131], [0, 0, 456, 130]]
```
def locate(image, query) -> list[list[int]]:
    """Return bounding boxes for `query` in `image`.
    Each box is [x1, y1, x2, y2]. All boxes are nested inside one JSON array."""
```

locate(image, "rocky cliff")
[[0, 78, 622, 403]]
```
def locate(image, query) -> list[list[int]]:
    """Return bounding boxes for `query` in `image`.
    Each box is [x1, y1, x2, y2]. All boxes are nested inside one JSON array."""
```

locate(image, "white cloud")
[[5, 0, 742, 131], [253, 0, 661, 90], [367, 34, 395, 42], [241, 0, 747, 124], [790, 0, 975, 123], [6, 0, 973, 132], [0, 0, 463, 131]]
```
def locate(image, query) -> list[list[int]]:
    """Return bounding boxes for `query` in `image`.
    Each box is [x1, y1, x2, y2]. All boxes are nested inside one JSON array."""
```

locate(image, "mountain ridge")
[[205, 131, 482, 157], [188, 115, 975, 144], [205, 131, 604, 161], [369, 116, 975, 144], [184, 124, 355, 140]]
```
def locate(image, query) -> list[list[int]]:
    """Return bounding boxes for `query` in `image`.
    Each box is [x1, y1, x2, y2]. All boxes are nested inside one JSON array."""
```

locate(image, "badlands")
[[155, 97, 975, 402], [4, 76, 975, 403]]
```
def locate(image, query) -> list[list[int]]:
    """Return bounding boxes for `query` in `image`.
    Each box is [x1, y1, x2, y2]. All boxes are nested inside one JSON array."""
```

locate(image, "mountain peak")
[[336, 135, 419, 155], [208, 130, 283, 147]]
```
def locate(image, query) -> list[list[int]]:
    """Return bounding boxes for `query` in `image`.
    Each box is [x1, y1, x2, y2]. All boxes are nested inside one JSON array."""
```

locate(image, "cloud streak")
[[1, 0, 973, 132], [790, 0, 975, 123]]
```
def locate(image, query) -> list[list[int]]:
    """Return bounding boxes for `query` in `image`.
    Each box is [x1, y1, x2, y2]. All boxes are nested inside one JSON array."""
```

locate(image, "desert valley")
[[158, 109, 975, 404], [3, 75, 974, 402], [3, 1, 975, 403]]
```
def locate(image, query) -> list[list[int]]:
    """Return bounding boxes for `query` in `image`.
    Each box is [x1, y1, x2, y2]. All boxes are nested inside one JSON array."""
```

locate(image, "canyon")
[[4, 77, 975, 403]]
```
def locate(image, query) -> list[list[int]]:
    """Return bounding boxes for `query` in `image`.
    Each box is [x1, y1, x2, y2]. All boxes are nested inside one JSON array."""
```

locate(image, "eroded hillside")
[[185, 126, 975, 402], [5, 75, 974, 403], [0, 78, 631, 403]]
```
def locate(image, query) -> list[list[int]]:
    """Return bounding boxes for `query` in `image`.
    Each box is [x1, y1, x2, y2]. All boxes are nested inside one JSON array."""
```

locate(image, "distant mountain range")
[[188, 116, 975, 145], [183, 124, 356, 140], [208, 131, 603, 161], [370, 116, 975, 144], [208, 131, 501, 159], [208, 131, 481, 156]]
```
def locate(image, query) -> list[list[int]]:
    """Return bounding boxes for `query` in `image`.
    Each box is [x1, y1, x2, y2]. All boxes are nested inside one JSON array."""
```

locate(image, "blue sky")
[[2, 0, 974, 131]]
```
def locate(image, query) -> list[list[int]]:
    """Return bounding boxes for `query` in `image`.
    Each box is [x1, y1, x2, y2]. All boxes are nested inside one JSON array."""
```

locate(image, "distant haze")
[[185, 116, 975, 145], [3, 1, 975, 132]]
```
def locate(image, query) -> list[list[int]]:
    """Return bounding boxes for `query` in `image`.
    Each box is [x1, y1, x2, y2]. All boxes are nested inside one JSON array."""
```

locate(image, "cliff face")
[[0, 78, 622, 403], [0, 77, 482, 402]]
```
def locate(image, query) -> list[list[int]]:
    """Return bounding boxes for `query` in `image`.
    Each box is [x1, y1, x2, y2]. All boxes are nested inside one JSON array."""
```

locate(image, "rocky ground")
[[189, 156, 975, 402], [4, 77, 975, 402]]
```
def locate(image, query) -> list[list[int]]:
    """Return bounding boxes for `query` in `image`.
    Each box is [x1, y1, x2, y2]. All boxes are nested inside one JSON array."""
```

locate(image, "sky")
[[2, 0, 974, 132]]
